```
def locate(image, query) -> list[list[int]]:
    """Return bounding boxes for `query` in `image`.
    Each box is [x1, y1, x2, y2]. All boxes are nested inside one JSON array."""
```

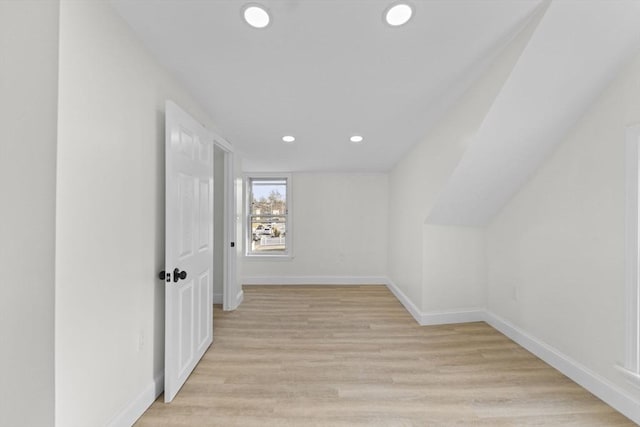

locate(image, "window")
[[245, 174, 292, 257], [623, 125, 640, 386]]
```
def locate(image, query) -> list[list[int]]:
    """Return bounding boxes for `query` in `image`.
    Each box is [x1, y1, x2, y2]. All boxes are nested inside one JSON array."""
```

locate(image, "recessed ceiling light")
[[243, 4, 270, 29], [385, 3, 413, 27], [350, 135, 364, 144], [282, 135, 295, 143]]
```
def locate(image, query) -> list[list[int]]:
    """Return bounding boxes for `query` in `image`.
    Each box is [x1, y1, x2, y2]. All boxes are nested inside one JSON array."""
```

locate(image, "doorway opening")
[[213, 138, 239, 311]]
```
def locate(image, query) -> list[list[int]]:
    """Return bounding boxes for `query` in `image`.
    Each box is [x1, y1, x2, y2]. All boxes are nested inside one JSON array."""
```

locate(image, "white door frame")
[[212, 136, 239, 311]]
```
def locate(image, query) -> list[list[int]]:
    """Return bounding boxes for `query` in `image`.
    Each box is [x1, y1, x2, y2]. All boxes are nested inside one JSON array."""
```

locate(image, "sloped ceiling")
[[428, 0, 640, 226], [110, 0, 542, 172]]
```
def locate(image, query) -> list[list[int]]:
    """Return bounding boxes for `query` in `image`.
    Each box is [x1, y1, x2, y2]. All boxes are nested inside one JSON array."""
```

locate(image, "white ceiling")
[[111, 0, 542, 172]]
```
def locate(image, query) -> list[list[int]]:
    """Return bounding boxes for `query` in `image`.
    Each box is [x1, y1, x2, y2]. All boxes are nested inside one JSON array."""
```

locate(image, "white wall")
[[487, 50, 640, 406], [55, 2, 220, 425], [422, 225, 486, 312], [387, 12, 539, 312], [0, 2, 59, 426], [242, 173, 388, 282]]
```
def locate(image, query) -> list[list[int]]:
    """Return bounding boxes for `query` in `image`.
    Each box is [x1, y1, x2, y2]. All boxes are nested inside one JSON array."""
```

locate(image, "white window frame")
[[622, 125, 640, 387], [244, 173, 293, 259]]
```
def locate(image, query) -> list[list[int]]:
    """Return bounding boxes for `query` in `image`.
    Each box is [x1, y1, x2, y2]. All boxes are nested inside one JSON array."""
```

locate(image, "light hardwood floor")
[[136, 285, 634, 426]]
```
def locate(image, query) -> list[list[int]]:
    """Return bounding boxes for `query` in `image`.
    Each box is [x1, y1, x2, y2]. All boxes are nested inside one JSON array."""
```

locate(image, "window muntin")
[[246, 176, 290, 257]]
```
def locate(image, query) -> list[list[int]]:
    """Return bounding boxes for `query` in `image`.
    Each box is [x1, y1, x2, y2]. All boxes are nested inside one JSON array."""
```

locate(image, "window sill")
[[615, 365, 640, 390]]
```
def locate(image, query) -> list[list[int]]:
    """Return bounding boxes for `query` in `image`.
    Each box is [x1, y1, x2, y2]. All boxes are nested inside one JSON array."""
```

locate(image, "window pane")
[[250, 217, 286, 253], [250, 179, 286, 216]]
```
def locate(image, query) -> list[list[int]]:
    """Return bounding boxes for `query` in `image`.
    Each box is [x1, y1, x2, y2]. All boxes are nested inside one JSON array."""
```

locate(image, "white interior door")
[[164, 101, 214, 402]]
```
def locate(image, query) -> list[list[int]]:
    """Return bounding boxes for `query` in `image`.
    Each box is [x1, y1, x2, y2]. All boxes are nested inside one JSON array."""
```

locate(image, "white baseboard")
[[384, 277, 423, 324], [235, 289, 244, 308], [242, 275, 387, 286], [421, 309, 485, 325], [384, 278, 484, 326], [212, 292, 223, 304], [484, 311, 640, 426], [107, 373, 163, 427], [384, 278, 640, 424]]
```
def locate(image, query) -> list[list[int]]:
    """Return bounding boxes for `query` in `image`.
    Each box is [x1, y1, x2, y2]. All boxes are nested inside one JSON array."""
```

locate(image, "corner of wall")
[[0, 2, 60, 426], [387, 7, 541, 315], [421, 224, 487, 314]]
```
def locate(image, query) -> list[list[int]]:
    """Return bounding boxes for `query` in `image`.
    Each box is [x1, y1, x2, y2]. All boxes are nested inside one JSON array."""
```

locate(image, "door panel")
[[178, 174, 194, 259], [197, 272, 210, 348], [198, 179, 211, 252], [178, 282, 194, 376]]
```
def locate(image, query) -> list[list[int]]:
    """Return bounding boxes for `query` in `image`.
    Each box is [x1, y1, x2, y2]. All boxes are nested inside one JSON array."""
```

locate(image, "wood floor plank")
[[135, 285, 634, 426]]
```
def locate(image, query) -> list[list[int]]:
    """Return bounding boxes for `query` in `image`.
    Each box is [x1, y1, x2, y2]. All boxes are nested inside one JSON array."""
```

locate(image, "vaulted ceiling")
[[111, 0, 640, 225]]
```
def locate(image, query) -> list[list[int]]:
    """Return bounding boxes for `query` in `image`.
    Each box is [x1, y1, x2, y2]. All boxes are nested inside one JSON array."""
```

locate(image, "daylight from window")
[[248, 178, 288, 255]]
